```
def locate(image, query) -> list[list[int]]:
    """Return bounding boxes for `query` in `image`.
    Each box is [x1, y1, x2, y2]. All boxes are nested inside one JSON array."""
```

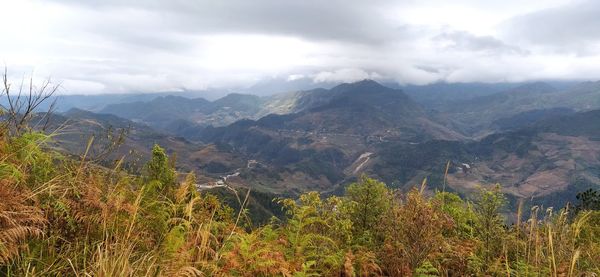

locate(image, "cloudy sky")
[[1, 0, 599, 94]]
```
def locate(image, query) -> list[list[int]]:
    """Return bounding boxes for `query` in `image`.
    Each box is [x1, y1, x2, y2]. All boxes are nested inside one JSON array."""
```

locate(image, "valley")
[[45, 79, 600, 209]]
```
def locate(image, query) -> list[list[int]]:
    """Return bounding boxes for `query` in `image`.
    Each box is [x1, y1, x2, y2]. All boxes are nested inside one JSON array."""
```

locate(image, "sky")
[[1, 0, 599, 94]]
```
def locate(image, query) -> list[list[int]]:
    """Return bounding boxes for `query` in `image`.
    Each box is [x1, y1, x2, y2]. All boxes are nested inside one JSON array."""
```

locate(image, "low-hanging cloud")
[[313, 68, 383, 83], [434, 31, 529, 56]]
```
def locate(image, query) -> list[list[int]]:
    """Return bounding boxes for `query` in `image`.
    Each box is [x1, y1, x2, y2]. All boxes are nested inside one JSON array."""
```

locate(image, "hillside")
[[438, 81, 600, 136], [101, 94, 269, 131], [192, 80, 464, 193], [2, 120, 599, 276], [90, 80, 600, 200], [363, 110, 600, 208], [201, 80, 463, 140], [45, 109, 247, 180], [100, 96, 212, 130], [98, 80, 467, 139], [6, 79, 600, 276], [401, 81, 520, 110], [90, 80, 468, 195]]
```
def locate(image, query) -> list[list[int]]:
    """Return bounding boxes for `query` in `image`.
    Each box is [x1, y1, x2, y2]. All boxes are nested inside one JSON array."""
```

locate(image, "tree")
[[1, 67, 59, 136], [473, 185, 506, 264], [278, 192, 350, 274], [345, 175, 391, 244], [575, 189, 600, 212], [145, 144, 176, 195], [434, 191, 476, 238], [379, 189, 453, 276], [140, 144, 178, 242]]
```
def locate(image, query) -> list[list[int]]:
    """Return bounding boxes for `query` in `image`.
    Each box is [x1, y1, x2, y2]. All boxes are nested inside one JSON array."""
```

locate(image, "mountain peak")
[[348, 79, 385, 88], [332, 79, 390, 92], [64, 107, 93, 117], [353, 79, 382, 86]]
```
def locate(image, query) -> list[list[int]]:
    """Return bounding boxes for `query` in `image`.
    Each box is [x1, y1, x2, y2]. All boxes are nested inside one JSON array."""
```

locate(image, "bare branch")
[[1, 68, 60, 136]]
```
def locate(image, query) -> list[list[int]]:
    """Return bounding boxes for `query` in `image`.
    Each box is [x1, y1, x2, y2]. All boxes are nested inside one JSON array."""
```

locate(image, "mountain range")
[[46, 79, 600, 208]]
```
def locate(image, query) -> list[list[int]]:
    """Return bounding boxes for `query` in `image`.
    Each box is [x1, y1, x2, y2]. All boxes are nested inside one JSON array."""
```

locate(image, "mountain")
[[400, 80, 580, 111], [239, 76, 338, 96], [48, 109, 326, 194], [98, 86, 348, 133], [19, 90, 234, 113], [437, 81, 600, 136], [461, 110, 600, 201], [49, 80, 600, 203], [100, 94, 267, 132], [365, 109, 600, 208], [206, 80, 463, 139], [191, 80, 464, 193], [44, 109, 249, 179], [96, 80, 600, 140], [401, 82, 520, 110], [99, 80, 463, 140], [552, 81, 600, 110], [491, 107, 575, 131], [100, 96, 211, 130]]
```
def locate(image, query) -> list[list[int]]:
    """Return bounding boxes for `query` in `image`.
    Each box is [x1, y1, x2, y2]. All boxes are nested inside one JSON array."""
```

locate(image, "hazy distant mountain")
[[400, 82, 520, 109], [23, 88, 243, 113], [100, 94, 267, 132], [240, 76, 338, 96], [399, 80, 580, 110], [48, 79, 591, 140], [552, 81, 600, 110], [101, 80, 480, 138], [34, 77, 337, 113], [201, 80, 463, 143], [101, 96, 211, 129], [491, 108, 575, 131], [436, 81, 600, 136], [97, 81, 367, 134], [2, 93, 163, 113]]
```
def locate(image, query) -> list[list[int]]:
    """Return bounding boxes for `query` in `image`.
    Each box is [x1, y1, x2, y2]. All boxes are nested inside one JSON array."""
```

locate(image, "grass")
[[0, 128, 599, 276]]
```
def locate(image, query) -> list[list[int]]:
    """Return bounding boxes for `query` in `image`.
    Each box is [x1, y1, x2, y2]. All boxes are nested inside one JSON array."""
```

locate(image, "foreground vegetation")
[[1, 127, 599, 276]]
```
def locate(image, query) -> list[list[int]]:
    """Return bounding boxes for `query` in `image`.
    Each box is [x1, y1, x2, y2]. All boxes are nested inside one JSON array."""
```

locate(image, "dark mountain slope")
[[534, 108, 600, 138], [100, 93, 264, 131], [439, 81, 600, 136], [46, 109, 247, 179], [491, 108, 575, 131], [367, 109, 600, 207], [190, 80, 464, 194]]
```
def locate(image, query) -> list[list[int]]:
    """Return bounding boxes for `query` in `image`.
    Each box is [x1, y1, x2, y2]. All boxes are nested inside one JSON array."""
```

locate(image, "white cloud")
[[500, 0, 600, 56], [313, 68, 382, 83], [287, 74, 305, 81], [60, 79, 106, 94], [1, 0, 597, 94]]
